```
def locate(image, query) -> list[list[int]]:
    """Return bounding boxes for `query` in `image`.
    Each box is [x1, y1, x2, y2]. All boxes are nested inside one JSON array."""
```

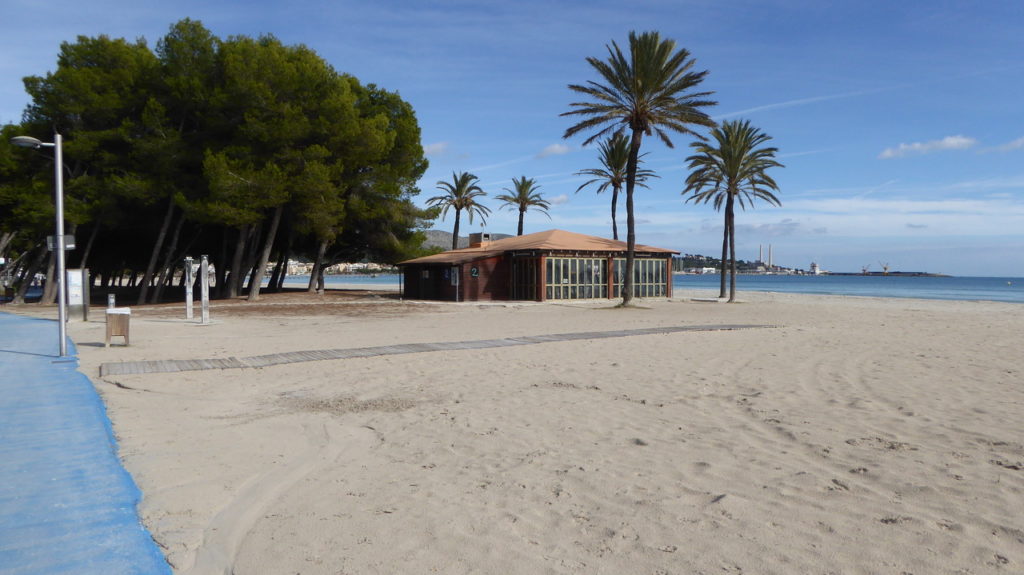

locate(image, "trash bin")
[[105, 307, 131, 347]]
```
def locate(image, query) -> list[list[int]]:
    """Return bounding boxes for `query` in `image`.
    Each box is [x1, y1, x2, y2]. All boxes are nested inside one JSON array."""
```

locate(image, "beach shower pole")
[[200, 255, 210, 325], [184, 256, 194, 320], [10, 133, 67, 356]]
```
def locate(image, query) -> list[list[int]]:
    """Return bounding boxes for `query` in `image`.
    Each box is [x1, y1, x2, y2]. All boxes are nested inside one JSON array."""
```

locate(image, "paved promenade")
[[0, 311, 170, 574]]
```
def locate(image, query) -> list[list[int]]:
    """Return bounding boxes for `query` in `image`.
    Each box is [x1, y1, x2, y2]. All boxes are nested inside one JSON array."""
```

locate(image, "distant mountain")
[[422, 230, 513, 250]]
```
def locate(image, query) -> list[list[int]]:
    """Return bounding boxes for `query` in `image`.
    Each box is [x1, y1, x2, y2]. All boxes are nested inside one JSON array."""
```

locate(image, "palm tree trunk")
[[610, 186, 620, 241], [726, 195, 737, 302], [621, 130, 645, 306], [517, 209, 525, 236], [719, 210, 729, 298], [451, 209, 462, 250]]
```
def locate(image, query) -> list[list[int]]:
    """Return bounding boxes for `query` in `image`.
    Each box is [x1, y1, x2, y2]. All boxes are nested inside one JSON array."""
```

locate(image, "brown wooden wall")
[[461, 256, 508, 301]]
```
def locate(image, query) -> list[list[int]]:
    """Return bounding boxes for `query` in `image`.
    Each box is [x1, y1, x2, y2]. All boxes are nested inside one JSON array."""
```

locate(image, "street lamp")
[[10, 133, 67, 357]]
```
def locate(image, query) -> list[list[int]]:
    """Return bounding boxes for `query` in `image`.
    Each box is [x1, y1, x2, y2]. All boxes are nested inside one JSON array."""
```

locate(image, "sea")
[[296, 273, 1024, 304]]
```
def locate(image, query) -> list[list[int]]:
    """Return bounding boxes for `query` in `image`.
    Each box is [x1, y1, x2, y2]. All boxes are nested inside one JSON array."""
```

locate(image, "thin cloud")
[[537, 143, 570, 158], [423, 142, 449, 156], [879, 135, 977, 159], [548, 193, 569, 206], [715, 87, 892, 120], [470, 155, 534, 172], [996, 136, 1024, 152]]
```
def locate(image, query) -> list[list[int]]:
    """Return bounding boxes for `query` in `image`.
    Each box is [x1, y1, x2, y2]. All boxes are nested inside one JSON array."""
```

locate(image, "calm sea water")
[[674, 274, 1024, 304], [298, 273, 1024, 304]]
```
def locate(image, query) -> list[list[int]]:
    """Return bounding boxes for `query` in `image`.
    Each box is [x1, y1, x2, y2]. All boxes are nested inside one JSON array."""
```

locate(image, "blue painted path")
[[0, 312, 170, 574]]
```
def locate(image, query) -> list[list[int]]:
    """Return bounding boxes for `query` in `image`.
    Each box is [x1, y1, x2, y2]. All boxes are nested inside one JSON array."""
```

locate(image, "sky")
[[2, 0, 1022, 276]]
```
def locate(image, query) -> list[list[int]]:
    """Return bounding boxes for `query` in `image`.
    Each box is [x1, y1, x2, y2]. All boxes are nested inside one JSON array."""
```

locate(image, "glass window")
[[543, 257, 608, 300]]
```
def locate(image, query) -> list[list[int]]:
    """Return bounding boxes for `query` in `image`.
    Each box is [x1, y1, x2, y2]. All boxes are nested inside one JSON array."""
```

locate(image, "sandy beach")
[[62, 290, 1023, 574]]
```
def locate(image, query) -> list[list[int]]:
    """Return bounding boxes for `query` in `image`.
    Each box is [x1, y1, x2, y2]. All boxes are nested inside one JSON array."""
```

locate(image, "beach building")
[[398, 229, 677, 302]]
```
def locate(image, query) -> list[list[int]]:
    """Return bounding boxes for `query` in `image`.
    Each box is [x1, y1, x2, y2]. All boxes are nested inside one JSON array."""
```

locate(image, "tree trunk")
[[241, 222, 262, 296], [0, 231, 15, 258], [213, 229, 229, 299], [267, 258, 282, 293], [610, 186, 620, 241], [451, 209, 462, 250], [247, 205, 283, 302], [274, 244, 290, 291], [152, 213, 185, 303], [137, 197, 176, 305], [621, 129, 645, 306], [517, 209, 525, 236], [226, 225, 250, 299], [726, 194, 737, 303], [308, 239, 328, 293], [79, 222, 101, 271], [13, 245, 47, 305], [719, 208, 729, 299], [40, 252, 56, 305], [270, 234, 292, 292]]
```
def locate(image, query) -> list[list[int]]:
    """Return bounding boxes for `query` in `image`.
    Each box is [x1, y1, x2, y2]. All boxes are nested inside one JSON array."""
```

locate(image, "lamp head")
[[10, 136, 45, 149]]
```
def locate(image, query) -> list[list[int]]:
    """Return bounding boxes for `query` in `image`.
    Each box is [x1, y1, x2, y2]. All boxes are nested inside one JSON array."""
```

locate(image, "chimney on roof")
[[469, 232, 491, 248]]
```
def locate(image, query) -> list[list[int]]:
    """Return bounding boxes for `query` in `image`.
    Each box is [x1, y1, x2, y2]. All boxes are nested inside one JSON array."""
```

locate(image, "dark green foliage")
[[2, 19, 429, 302]]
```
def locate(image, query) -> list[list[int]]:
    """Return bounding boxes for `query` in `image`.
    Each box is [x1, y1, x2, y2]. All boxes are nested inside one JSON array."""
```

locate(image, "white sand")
[[67, 291, 1024, 574]]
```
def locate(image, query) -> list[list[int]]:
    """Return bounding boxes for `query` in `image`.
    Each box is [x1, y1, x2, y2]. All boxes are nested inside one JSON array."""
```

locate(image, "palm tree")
[[683, 119, 783, 302], [427, 171, 491, 250], [574, 134, 659, 240], [562, 30, 716, 305], [494, 176, 551, 236]]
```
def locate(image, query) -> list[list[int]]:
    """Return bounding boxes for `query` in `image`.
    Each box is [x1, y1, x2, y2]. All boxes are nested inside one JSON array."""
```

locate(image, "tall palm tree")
[[574, 134, 659, 240], [427, 171, 491, 250], [562, 30, 716, 305], [494, 176, 551, 236], [683, 119, 783, 302]]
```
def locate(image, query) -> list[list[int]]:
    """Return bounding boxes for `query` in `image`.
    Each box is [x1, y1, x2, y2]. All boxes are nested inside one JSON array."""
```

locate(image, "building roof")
[[399, 229, 678, 265]]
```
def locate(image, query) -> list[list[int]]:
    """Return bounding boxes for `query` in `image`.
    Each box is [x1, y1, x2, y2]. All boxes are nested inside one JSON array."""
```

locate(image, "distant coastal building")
[[397, 229, 678, 302]]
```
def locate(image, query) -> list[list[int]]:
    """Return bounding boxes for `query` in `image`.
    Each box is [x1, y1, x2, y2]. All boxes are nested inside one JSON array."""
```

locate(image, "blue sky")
[[3, 0, 1022, 276]]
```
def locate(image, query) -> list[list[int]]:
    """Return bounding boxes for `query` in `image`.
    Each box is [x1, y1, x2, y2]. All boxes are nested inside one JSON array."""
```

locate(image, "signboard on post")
[[46, 234, 75, 251], [66, 268, 85, 321]]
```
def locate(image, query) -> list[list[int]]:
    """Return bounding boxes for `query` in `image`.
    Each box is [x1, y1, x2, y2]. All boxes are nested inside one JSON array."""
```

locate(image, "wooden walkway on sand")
[[98, 324, 773, 377]]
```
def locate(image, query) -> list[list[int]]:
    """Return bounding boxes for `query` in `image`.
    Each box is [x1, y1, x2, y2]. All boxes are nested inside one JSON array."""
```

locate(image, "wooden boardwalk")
[[98, 324, 772, 377]]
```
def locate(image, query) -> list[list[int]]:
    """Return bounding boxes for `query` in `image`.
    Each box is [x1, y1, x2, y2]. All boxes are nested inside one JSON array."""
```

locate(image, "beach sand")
[[65, 290, 1023, 574]]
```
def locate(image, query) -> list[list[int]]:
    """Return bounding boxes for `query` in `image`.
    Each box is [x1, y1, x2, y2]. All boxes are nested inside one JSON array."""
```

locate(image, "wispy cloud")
[[548, 194, 570, 206], [423, 142, 449, 156], [714, 87, 891, 120], [879, 135, 977, 159], [470, 155, 534, 172], [996, 136, 1024, 152], [537, 143, 570, 158]]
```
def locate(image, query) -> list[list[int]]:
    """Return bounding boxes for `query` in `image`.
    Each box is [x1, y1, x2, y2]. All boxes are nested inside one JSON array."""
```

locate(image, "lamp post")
[[10, 133, 67, 357]]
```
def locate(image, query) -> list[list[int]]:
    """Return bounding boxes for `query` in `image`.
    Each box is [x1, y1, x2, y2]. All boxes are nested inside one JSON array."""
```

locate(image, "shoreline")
[[11, 292, 1024, 573]]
